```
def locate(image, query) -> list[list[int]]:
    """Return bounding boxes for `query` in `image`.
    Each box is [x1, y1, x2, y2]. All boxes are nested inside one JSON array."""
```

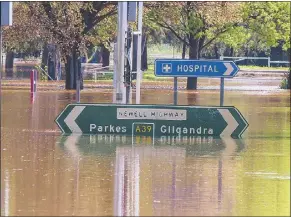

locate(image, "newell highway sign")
[[55, 104, 248, 138], [154, 59, 239, 78]]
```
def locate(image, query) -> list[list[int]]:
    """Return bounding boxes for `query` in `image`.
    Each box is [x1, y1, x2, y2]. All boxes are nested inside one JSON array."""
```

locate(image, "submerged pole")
[[220, 78, 224, 106]]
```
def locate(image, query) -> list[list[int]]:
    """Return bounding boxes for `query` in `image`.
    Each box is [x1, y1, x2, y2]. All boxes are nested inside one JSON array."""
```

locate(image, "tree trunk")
[[65, 50, 83, 90], [65, 55, 74, 89], [141, 34, 148, 70], [182, 38, 186, 59], [5, 51, 14, 78], [230, 47, 234, 57], [41, 44, 49, 71], [47, 55, 55, 80], [101, 44, 110, 70], [187, 37, 198, 90], [197, 36, 205, 59], [214, 44, 219, 59], [48, 45, 60, 80], [244, 49, 249, 65]]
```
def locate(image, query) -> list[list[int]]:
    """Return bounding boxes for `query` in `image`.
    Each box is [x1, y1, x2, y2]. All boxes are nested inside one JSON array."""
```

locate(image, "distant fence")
[[220, 56, 290, 67]]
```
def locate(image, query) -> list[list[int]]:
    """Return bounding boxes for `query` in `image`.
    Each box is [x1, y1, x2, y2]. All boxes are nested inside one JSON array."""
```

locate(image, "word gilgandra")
[[89, 124, 214, 135], [160, 125, 213, 135]]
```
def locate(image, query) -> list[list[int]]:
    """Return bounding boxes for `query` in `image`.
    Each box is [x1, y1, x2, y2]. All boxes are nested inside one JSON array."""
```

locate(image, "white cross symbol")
[[162, 63, 172, 73]]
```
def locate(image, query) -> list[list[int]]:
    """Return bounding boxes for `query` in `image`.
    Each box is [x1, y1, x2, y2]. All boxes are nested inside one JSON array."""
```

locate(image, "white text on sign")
[[117, 108, 187, 120], [176, 65, 219, 73]]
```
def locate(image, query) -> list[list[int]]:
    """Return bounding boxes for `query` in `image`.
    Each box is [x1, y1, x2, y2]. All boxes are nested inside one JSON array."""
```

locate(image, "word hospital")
[[176, 64, 219, 73]]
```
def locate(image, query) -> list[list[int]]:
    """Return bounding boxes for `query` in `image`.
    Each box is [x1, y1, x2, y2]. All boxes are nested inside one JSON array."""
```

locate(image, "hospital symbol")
[[162, 63, 172, 73]]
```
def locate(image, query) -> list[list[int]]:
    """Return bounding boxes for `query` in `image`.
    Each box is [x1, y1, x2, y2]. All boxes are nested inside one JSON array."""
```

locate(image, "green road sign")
[[55, 104, 248, 138]]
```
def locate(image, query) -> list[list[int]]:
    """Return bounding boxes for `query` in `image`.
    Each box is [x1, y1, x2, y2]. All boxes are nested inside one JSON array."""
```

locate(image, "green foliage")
[[217, 26, 250, 52], [280, 70, 290, 89], [145, 2, 290, 59], [34, 65, 48, 81], [86, 12, 117, 48], [4, 2, 117, 60], [242, 2, 290, 51], [3, 2, 290, 66], [280, 78, 288, 89], [145, 2, 243, 59], [2, 3, 45, 53]]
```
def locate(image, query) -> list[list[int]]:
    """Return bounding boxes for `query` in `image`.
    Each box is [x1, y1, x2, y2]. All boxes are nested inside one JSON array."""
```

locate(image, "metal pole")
[[76, 69, 80, 103], [125, 27, 132, 104], [34, 69, 37, 92], [129, 29, 134, 104], [116, 2, 127, 104], [173, 77, 178, 105], [30, 70, 37, 93], [112, 42, 118, 103], [74, 51, 80, 103], [220, 78, 224, 106], [135, 2, 143, 104], [268, 57, 270, 67]]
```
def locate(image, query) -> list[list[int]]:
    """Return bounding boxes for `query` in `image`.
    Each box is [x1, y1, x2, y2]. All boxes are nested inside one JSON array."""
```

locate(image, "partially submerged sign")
[[55, 104, 248, 138], [155, 59, 239, 78]]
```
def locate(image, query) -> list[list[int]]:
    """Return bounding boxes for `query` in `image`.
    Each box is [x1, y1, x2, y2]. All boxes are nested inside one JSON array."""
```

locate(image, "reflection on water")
[[1, 89, 290, 216], [59, 134, 245, 216]]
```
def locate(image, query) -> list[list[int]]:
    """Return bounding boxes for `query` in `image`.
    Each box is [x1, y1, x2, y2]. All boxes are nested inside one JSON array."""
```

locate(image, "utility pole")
[[135, 2, 143, 104], [125, 27, 132, 104], [114, 2, 142, 104], [115, 2, 128, 104]]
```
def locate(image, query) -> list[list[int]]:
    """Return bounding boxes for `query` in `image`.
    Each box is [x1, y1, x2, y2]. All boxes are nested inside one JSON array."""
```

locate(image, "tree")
[[2, 2, 46, 77], [26, 2, 117, 89], [146, 2, 243, 89], [215, 2, 290, 59], [218, 2, 291, 87], [86, 12, 117, 68], [242, 2, 290, 51]]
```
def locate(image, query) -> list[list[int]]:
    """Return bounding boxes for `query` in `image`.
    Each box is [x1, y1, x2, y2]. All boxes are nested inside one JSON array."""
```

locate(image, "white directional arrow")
[[235, 108, 249, 138], [64, 106, 86, 133], [218, 109, 239, 137], [223, 62, 234, 76]]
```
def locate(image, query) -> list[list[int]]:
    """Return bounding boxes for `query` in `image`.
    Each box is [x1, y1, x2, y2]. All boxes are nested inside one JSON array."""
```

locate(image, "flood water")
[[1, 87, 290, 216]]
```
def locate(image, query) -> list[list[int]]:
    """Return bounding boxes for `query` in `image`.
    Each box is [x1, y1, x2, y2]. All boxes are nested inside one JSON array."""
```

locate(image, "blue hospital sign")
[[155, 59, 239, 78]]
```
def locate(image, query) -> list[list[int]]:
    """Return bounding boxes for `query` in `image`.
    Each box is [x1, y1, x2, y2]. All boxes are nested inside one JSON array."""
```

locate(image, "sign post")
[[135, 2, 143, 104], [55, 104, 248, 138], [30, 69, 37, 93], [220, 78, 224, 106], [115, 2, 128, 104], [173, 77, 178, 105]]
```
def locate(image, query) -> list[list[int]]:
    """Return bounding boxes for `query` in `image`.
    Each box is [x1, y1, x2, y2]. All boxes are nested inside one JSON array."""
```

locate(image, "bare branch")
[[156, 21, 190, 47], [83, 8, 117, 35], [201, 25, 236, 49]]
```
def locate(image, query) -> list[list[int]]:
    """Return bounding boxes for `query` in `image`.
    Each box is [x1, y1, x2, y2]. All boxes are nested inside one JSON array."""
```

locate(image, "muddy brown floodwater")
[[1, 85, 290, 216]]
